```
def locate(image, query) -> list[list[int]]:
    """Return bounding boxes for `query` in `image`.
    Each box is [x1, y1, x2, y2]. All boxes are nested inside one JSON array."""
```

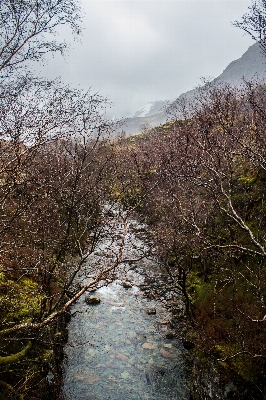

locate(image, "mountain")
[[130, 100, 168, 118], [118, 43, 266, 136], [215, 42, 266, 85]]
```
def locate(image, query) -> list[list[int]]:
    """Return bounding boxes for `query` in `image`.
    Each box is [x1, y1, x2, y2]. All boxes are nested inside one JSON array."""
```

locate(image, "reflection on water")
[[63, 280, 189, 400]]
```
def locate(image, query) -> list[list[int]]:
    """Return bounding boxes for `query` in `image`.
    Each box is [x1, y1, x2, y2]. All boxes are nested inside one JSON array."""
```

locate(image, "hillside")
[[119, 43, 266, 136], [216, 42, 266, 85]]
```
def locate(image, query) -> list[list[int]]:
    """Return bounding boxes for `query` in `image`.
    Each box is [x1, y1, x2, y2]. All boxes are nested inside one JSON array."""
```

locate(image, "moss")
[[186, 271, 204, 297], [215, 346, 258, 383], [0, 273, 43, 326], [110, 183, 143, 208], [190, 345, 210, 367], [0, 341, 32, 366], [194, 282, 213, 304], [41, 349, 53, 362], [237, 175, 257, 185]]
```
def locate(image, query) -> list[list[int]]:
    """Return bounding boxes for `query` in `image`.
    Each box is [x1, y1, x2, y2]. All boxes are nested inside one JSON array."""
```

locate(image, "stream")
[[62, 210, 190, 400]]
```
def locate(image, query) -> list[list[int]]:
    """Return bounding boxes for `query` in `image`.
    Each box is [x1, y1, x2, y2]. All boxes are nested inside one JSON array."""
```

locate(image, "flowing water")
[[62, 211, 189, 400]]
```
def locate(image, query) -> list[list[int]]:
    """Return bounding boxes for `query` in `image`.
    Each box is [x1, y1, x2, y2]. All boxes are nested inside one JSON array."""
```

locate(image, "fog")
[[36, 0, 254, 117]]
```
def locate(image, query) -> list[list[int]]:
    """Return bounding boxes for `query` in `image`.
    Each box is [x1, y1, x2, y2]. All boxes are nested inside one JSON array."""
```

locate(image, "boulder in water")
[[142, 342, 156, 350], [159, 348, 175, 359], [146, 308, 156, 315], [122, 281, 133, 289], [85, 296, 101, 305]]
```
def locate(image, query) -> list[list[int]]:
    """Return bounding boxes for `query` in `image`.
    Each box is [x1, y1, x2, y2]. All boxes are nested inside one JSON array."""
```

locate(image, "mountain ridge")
[[119, 43, 266, 136]]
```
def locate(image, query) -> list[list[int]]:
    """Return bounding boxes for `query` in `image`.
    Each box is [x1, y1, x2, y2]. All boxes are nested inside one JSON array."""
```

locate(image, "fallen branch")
[[218, 350, 266, 362], [0, 216, 128, 336]]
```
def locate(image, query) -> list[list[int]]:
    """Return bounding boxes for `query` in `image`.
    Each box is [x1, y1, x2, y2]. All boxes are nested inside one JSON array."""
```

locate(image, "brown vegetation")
[[114, 80, 266, 397]]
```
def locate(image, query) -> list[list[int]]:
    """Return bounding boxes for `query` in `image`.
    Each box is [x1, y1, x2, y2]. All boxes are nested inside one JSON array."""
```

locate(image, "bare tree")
[[233, 0, 266, 54], [118, 80, 266, 393], [0, 76, 124, 397], [0, 1, 134, 397], [155, 81, 266, 385], [0, 0, 82, 75]]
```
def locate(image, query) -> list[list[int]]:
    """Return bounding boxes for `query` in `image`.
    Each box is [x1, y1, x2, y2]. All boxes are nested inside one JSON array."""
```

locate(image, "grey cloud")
[[37, 0, 254, 118]]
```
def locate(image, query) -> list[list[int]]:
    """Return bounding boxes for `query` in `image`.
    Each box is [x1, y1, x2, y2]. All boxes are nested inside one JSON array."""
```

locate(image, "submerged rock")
[[115, 353, 129, 361], [87, 287, 97, 293], [84, 375, 99, 384], [122, 281, 133, 289], [146, 308, 156, 315], [159, 348, 175, 359], [142, 342, 156, 350], [128, 263, 138, 270], [121, 371, 130, 379], [85, 296, 101, 305]]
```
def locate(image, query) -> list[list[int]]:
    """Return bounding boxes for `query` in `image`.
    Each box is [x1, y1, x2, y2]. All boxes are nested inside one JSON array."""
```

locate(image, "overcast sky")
[[38, 0, 254, 117]]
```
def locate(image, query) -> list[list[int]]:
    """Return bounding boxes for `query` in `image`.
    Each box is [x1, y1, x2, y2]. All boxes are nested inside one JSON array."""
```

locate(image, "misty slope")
[[131, 100, 168, 118], [119, 43, 266, 136], [216, 42, 266, 85]]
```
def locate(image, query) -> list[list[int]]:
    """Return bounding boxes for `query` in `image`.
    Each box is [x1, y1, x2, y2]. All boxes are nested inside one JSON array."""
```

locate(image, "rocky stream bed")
[[61, 211, 191, 399], [60, 209, 250, 400]]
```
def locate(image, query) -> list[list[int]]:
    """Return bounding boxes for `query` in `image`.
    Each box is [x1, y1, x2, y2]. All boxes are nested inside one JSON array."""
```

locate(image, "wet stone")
[[142, 342, 156, 350], [128, 263, 138, 270], [85, 296, 101, 305], [84, 375, 99, 384], [159, 320, 169, 325], [160, 348, 175, 359], [146, 308, 156, 315], [122, 281, 133, 289], [87, 287, 97, 293], [115, 353, 129, 361], [121, 371, 130, 379]]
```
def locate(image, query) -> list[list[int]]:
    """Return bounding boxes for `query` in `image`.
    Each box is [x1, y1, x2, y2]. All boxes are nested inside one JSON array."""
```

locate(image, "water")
[[62, 211, 189, 399]]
